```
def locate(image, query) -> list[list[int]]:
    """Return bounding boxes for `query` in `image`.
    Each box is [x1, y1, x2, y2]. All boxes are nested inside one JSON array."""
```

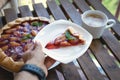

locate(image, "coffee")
[[84, 14, 105, 27], [81, 10, 116, 39]]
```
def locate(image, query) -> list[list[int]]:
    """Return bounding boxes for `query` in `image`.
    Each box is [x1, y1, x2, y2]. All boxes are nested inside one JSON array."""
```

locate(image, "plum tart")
[[0, 17, 55, 72]]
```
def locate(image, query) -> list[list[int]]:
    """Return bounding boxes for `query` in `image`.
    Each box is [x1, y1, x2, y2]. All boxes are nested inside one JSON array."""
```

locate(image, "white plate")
[[48, 61, 60, 70], [34, 20, 93, 64]]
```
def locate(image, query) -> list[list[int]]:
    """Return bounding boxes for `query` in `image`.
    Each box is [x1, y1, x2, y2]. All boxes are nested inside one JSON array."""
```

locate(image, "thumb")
[[33, 41, 45, 58], [34, 41, 43, 51]]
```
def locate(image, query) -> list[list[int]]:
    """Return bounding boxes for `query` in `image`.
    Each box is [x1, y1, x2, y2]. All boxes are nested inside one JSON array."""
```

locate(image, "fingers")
[[33, 41, 45, 59], [25, 43, 35, 53], [22, 43, 35, 62], [22, 52, 29, 62], [34, 41, 42, 51], [22, 41, 44, 62]]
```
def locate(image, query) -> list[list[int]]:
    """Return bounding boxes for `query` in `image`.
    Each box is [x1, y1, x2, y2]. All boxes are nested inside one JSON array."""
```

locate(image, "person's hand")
[[22, 42, 48, 76]]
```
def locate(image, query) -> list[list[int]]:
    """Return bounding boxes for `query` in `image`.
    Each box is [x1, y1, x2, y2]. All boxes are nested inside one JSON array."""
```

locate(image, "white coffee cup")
[[81, 10, 116, 39]]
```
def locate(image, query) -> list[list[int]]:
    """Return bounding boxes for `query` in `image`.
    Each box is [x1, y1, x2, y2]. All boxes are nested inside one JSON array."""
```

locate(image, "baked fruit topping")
[[45, 27, 85, 49]]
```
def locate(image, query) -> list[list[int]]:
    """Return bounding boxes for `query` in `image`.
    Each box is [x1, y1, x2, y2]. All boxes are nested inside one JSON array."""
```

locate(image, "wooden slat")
[[0, 67, 13, 80], [59, 0, 82, 25], [2, 8, 19, 80], [115, 1, 120, 19], [19, 5, 33, 17], [77, 51, 105, 80], [73, 0, 91, 12], [86, 0, 120, 38], [47, 0, 67, 20], [46, 69, 59, 80], [90, 40, 120, 80], [60, 63, 82, 80], [102, 29, 120, 61], [4, 8, 18, 22], [33, 3, 50, 18], [73, 0, 120, 62], [0, 17, 3, 28]]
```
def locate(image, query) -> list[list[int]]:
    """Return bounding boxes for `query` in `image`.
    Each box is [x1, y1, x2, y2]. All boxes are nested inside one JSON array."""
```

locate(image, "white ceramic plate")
[[34, 20, 93, 64], [48, 61, 60, 70]]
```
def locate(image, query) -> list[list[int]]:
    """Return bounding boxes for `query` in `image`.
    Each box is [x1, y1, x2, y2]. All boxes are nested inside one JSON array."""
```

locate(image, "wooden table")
[[0, 0, 120, 80]]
